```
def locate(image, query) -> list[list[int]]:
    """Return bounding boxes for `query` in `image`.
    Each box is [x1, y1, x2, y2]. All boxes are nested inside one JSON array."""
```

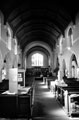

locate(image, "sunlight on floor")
[[41, 91, 55, 98], [48, 108, 67, 116], [38, 82, 55, 98], [39, 82, 46, 85], [39, 85, 48, 89], [69, 117, 79, 120]]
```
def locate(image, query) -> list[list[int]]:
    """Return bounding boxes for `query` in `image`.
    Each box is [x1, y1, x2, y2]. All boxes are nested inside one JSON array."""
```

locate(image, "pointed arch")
[[70, 54, 78, 78]]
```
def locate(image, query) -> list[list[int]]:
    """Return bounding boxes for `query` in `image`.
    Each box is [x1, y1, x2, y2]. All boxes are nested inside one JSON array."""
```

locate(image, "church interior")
[[0, 0, 79, 120]]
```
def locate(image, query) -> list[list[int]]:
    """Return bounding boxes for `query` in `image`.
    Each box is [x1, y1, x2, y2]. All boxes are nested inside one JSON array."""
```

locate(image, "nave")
[[0, 79, 79, 120], [32, 80, 79, 120], [1, 1, 79, 120], [32, 80, 69, 120]]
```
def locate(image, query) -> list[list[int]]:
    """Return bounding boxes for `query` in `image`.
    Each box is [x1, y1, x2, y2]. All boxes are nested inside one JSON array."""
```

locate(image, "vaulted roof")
[[0, 0, 79, 52]]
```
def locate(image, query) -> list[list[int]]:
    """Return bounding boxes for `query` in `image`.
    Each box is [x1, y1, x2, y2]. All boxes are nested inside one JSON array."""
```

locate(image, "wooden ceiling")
[[0, 0, 79, 52]]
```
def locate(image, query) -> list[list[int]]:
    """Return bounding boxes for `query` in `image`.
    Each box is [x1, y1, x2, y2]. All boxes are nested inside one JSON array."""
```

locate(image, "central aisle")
[[32, 81, 70, 120]]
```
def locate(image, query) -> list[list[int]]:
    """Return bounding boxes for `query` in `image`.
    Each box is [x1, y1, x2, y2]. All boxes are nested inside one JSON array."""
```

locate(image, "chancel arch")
[[23, 41, 53, 69]]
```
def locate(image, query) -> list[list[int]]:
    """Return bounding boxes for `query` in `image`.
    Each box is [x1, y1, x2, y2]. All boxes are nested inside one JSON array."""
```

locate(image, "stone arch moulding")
[[69, 53, 78, 78], [23, 41, 53, 68]]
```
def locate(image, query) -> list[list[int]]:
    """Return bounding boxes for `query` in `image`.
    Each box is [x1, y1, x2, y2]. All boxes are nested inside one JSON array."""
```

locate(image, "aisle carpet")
[[32, 81, 70, 120]]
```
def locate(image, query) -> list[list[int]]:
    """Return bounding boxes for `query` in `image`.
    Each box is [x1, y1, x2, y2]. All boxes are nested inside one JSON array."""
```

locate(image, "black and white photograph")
[[0, 0, 79, 120]]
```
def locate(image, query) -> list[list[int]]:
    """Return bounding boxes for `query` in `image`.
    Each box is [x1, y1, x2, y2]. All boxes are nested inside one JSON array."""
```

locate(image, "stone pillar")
[[9, 68, 18, 93]]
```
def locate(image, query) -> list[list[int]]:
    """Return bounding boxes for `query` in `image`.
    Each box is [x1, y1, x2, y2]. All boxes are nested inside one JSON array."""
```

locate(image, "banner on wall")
[[2, 68, 6, 80], [18, 69, 25, 87]]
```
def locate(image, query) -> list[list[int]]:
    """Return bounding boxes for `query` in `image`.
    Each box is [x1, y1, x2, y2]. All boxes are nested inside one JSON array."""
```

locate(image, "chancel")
[[0, 0, 79, 120]]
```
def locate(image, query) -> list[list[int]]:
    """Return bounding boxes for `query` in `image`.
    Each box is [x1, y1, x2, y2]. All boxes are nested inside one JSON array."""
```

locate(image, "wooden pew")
[[25, 76, 35, 105], [0, 79, 9, 94], [55, 85, 79, 117], [0, 87, 32, 119]]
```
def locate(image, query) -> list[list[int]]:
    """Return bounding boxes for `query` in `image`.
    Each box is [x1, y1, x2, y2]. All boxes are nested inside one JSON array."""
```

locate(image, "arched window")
[[31, 53, 43, 66], [71, 54, 78, 78], [67, 27, 73, 49], [59, 35, 63, 55], [7, 26, 12, 50]]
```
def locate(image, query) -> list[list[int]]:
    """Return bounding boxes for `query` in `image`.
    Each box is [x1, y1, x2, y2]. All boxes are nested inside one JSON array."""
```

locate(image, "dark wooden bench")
[[0, 88, 33, 119], [0, 79, 9, 94], [55, 84, 79, 117]]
